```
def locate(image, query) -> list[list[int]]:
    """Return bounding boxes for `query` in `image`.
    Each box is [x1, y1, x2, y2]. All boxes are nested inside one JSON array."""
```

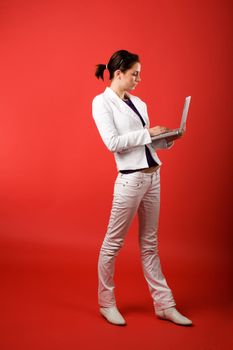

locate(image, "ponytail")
[[95, 64, 107, 81], [95, 50, 139, 82]]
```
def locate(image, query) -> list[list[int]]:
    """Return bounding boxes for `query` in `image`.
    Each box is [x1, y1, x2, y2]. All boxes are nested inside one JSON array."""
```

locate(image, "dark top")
[[119, 97, 158, 174]]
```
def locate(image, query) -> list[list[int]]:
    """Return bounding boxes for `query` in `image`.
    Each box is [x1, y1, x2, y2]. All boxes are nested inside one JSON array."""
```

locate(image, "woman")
[[92, 50, 192, 326]]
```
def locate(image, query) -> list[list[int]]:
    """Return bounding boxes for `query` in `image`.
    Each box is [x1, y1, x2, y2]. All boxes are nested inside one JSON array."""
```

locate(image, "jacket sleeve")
[[151, 139, 174, 150], [92, 95, 152, 153]]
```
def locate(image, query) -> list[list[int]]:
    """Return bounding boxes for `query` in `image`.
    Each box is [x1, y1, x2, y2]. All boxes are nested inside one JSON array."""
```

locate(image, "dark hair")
[[95, 49, 140, 81]]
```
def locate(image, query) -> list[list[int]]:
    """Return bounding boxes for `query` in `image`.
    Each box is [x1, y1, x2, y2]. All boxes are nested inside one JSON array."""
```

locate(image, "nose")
[[136, 74, 141, 82]]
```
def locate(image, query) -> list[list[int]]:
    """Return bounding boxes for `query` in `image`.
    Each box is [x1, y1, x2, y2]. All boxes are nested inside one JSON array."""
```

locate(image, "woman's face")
[[116, 62, 141, 90]]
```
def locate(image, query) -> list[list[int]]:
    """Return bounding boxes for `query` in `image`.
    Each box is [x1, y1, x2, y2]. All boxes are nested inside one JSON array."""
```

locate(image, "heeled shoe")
[[156, 307, 192, 326], [100, 306, 126, 326]]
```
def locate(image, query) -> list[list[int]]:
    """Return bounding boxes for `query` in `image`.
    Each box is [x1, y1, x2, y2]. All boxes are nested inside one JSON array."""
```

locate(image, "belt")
[[119, 165, 160, 175], [140, 165, 160, 173]]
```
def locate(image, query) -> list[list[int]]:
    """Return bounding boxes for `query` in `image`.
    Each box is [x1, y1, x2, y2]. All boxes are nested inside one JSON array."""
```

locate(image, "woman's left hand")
[[165, 128, 186, 143]]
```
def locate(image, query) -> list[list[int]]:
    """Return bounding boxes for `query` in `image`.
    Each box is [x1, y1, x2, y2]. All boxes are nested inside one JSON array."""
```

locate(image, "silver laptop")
[[151, 96, 191, 141]]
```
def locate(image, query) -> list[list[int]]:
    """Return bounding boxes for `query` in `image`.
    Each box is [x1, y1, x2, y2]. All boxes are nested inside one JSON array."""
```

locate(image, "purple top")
[[119, 97, 158, 174]]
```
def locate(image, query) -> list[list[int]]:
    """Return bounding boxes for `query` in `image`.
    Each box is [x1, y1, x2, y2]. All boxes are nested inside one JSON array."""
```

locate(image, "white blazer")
[[92, 87, 172, 171]]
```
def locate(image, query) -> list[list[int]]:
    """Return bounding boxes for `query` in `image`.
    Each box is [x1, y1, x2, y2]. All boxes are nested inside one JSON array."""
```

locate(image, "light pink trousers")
[[98, 168, 176, 312]]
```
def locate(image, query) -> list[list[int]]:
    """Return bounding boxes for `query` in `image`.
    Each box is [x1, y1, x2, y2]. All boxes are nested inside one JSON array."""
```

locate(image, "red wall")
[[0, 0, 232, 297]]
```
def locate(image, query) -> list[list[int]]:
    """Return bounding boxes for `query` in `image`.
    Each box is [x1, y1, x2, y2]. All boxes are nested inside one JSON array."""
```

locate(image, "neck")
[[109, 82, 127, 100]]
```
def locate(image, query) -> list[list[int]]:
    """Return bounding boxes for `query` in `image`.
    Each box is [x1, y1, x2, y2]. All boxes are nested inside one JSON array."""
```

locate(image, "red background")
[[0, 0, 232, 349]]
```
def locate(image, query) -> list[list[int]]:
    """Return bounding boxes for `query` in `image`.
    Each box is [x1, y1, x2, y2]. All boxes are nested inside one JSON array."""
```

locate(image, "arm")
[[152, 138, 174, 150], [92, 96, 151, 153], [164, 128, 185, 143]]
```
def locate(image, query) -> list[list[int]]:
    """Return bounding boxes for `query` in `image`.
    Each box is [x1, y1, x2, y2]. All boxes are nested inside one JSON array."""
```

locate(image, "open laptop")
[[151, 96, 191, 141]]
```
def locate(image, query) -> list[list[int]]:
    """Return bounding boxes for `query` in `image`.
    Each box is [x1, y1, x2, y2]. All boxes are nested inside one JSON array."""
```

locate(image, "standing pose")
[[92, 50, 192, 326]]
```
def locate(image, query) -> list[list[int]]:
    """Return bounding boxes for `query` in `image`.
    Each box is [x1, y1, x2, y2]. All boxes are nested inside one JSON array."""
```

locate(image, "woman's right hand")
[[149, 126, 170, 137]]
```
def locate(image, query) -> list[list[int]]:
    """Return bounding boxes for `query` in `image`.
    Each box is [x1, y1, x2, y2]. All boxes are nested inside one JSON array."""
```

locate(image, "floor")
[[1, 232, 232, 350]]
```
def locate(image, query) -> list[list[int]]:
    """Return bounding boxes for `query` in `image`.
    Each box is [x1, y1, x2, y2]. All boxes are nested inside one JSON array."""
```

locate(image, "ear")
[[114, 69, 122, 79]]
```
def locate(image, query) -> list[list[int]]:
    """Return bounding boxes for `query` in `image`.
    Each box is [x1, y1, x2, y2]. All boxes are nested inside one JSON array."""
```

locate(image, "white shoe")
[[156, 307, 192, 326], [100, 306, 126, 326]]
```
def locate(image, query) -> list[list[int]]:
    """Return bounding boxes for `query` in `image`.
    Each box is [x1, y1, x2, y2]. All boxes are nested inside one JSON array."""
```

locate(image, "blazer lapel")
[[103, 87, 148, 127], [127, 93, 148, 125]]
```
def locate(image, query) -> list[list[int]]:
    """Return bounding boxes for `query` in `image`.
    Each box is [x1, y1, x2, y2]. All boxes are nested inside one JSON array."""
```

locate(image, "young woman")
[[92, 50, 192, 326]]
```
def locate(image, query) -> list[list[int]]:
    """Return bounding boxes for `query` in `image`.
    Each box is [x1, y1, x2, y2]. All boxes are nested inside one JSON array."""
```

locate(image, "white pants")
[[98, 168, 176, 312]]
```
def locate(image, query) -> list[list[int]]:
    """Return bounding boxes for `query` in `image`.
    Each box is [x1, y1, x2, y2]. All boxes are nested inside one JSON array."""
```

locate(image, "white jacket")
[[92, 87, 172, 171]]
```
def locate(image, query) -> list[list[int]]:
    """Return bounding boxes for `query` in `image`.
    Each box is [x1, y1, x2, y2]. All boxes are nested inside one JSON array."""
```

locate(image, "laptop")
[[151, 96, 191, 141]]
